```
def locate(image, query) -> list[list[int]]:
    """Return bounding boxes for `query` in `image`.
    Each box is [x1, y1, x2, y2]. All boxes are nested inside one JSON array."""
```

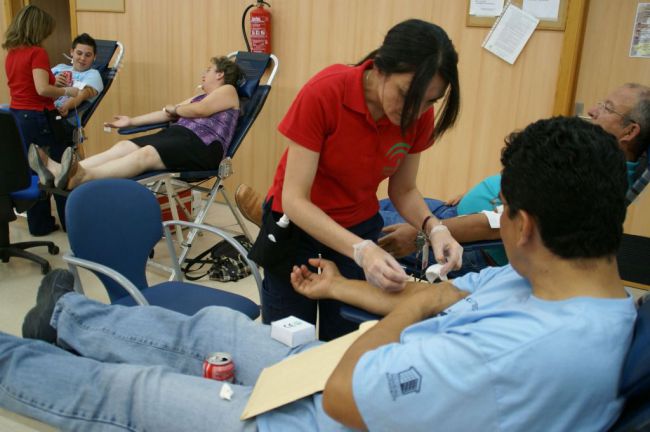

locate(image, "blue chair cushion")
[[113, 281, 260, 320], [10, 175, 40, 201]]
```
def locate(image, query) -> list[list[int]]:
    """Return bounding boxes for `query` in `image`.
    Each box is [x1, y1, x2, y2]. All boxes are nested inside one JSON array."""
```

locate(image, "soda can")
[[203, 352, 235, 382], [61, 71, 73, 87]]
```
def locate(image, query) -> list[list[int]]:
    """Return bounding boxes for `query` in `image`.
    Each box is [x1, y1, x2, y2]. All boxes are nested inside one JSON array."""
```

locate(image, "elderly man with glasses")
[[588, 83, 650, 188]]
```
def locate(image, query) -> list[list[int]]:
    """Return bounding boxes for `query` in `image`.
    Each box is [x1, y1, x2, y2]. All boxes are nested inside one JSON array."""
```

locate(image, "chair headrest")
[[620, 299, 650, 398], [91, 40, 118, 75], [234, 52, 271, 99]]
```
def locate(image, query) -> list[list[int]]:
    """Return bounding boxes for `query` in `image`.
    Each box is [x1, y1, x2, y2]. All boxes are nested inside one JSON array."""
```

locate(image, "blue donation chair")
[[609, 298, 650, 431], [0, 109, 59, 274], [118, 51, 278, 269], [63, 178, 261, 318]]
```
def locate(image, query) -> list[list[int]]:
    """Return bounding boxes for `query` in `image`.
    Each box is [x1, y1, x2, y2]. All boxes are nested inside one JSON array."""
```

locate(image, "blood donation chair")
[[118, 51, 278, 269]]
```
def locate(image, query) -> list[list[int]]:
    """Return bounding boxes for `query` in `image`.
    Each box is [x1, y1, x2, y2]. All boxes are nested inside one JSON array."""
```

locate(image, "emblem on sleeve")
[[386, 366, 422, 400]]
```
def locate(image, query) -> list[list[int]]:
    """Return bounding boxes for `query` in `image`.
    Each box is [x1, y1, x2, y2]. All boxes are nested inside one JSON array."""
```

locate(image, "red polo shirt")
[[6, 46, 55, 110], [268, 60, 435, 228]]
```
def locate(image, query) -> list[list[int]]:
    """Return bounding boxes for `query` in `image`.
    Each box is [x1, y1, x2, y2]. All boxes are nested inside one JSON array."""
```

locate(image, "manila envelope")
[[240, 320, 377, 420]]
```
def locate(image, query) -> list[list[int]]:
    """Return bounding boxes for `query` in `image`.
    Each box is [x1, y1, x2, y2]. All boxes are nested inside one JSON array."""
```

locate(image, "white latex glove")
[[353, 240, 408, 292], [428, 224, 463, 277]]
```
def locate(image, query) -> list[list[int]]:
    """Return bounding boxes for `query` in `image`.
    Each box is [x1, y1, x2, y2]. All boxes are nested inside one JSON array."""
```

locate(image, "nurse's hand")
[[353, 240, 408, 292], [428, 225, 463, 276]]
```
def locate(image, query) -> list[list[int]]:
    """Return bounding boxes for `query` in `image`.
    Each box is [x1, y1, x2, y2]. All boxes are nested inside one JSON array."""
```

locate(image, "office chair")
[[63, 178, 260, 318], [0, 110, 59, 274]]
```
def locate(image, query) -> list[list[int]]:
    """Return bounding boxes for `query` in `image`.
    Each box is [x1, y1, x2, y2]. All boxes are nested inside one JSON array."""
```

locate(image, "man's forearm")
[[443, 213, 500, 243], [330, 278, 466, 317]]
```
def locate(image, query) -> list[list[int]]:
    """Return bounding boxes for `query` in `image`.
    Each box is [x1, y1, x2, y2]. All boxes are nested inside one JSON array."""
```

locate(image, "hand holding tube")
[[353, 240, 408, 292], [428, 224, 463, 276]]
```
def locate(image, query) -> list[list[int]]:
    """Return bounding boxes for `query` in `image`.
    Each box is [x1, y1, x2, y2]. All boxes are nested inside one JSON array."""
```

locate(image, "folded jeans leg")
[[53, 293, 292, 385], [0, 332, 256, 432]]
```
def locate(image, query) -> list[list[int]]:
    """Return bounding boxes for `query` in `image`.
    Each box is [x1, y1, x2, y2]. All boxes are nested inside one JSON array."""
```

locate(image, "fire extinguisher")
[[242, 1, 272, 54]]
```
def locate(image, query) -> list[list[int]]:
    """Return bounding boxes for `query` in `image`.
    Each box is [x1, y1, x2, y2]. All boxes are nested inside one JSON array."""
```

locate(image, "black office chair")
[[0, 109, 59, 274]]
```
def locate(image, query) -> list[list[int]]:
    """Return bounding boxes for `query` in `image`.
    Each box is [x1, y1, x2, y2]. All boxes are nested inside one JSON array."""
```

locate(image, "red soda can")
[[203, 352, 235, 382], [61, 71, 73, 86]]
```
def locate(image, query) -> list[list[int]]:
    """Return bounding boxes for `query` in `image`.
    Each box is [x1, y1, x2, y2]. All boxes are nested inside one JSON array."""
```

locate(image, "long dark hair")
[[358, 19, 460, 141]]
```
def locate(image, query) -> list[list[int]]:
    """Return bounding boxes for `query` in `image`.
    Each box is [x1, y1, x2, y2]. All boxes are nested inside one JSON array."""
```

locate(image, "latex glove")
[[353, 240, 408, 292], [64, 87, 79, 98], [378, 223, 418, 258], [428, 224, 463, 277]]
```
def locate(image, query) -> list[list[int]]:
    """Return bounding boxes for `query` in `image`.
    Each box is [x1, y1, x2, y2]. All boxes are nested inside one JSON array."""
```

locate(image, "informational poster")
[[469, 0, 505, 17], [522, 0, 560, 20], [482, 3, 540, 64], [630, 3, 650, 58]]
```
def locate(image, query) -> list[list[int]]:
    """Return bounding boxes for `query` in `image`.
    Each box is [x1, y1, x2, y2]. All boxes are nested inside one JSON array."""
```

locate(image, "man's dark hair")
[[72, 33, 97, 54], [357, 19, 460, 142], [500, 116, 628, 259]]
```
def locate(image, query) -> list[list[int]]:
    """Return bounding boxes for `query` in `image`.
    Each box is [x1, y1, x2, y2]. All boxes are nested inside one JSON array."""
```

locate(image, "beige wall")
[[62, 0, 565, 200]]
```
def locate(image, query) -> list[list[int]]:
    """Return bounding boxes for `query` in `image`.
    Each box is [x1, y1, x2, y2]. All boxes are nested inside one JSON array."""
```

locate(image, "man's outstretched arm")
[[290, 258, 467, 317]]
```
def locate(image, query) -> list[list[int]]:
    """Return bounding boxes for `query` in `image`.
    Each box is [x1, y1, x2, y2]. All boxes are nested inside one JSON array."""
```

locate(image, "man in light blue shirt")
[[0, 117, 638, 431]]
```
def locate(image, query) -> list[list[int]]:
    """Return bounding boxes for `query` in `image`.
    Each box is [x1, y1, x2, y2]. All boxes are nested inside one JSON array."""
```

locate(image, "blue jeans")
[[0, 293, 300, 431], [11, 109, 69, 234], [378, 198, 489, 278]]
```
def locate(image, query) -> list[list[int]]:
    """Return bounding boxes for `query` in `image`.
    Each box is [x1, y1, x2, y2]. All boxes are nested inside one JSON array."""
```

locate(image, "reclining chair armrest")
[[63, 252, 150, 305], [162, 220, 263, 299], [118, 122, 171, 135], [340, 305, 381, 324]]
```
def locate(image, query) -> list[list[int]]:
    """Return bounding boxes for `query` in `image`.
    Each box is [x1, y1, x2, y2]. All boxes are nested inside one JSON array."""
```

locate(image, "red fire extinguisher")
[[242, 1, 272, 54]]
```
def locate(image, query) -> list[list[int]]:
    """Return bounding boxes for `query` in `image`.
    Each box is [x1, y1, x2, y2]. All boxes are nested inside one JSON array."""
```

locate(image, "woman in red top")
[[3, 5, 79, 235], [256, 19, 464, 340]]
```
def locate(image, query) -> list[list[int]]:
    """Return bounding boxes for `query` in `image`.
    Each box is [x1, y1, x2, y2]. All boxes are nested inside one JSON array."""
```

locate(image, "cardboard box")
[[271, 316, 316, 347], [157, 189, 193, 221]]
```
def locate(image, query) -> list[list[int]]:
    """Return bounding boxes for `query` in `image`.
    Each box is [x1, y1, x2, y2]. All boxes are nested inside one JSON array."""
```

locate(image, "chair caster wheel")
[[49, 245, 59, 255]]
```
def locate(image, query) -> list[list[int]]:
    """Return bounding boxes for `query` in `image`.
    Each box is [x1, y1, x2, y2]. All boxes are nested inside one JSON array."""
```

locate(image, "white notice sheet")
[[523, 0, 560, 20], [469, 0, 505, 17], [482, 3, 540, 64]]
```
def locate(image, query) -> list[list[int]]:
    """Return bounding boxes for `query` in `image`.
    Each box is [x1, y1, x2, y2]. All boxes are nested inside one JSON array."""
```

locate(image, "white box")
[[271, 316, 316, 347]]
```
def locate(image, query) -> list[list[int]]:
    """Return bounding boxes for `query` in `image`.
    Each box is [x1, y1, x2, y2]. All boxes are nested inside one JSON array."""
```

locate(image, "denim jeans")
[[0, 293, 297, 431], [11, 109, 69, 234], [378, 198, 489, 278]]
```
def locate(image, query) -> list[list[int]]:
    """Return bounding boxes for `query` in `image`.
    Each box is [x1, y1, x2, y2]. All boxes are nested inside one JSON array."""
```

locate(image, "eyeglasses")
[[596, 101, 637, 124]]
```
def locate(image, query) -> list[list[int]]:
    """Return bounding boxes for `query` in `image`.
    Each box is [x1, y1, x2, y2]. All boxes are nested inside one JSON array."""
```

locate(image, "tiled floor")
[[0, 198, 260, 431]]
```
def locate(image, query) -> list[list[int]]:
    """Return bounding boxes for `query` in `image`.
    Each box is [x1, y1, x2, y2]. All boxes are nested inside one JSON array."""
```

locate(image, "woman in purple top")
[[28, 56, 242, 190]]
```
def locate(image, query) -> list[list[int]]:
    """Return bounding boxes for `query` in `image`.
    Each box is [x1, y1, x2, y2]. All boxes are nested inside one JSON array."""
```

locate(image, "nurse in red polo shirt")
[[259, 19, 463, 340], [3, 5, 78, 235]]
